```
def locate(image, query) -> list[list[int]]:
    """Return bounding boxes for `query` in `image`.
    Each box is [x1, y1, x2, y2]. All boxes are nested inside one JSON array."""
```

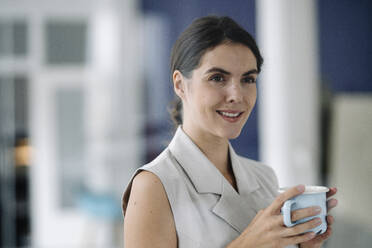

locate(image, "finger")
[[326, 187, 337, 198], [307, 226, 332, 244], [327, 215, 334, 225], [273, 214, 285, 226], [282, 231, 316, 246], [281, 217, 322, 237], [327, 198, 338, 212], [269, 185, 305, 214], [291, 206, 321, 222]]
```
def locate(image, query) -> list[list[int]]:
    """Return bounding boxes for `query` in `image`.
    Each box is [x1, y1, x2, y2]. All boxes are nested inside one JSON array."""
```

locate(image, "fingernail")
[[328, 215, 335, 223], [297, 185, 305, 192], [314, 207, 321, 213], [308, 232, 315, 238]]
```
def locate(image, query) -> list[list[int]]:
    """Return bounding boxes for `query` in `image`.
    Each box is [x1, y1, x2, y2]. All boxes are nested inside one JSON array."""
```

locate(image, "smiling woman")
[[175, 42, 258, 141], [122, 16, 337, 248]]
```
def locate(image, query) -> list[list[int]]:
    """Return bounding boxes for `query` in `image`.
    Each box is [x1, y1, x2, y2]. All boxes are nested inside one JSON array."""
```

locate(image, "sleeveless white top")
[[123, 126, 291, 248]]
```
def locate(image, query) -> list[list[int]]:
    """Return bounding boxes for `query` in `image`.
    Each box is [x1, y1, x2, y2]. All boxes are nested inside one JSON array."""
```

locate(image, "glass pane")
[[0, 75, 14, 118], [14, 75, 28, 133], [13, 21, 27, 56], [45, 21, 87, 65], [0, 75, 17, 247], [0, 22, 11, 56], [0, 22, 5, 55], [55, 88, 85, 208]]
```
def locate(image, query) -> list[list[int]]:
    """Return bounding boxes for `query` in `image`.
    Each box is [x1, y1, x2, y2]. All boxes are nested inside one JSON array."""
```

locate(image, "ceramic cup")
[[279, 186, 329, 235]]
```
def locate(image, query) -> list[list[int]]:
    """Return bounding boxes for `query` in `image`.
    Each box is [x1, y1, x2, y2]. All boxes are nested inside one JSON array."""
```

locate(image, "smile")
[[216, 110, 244, 122]]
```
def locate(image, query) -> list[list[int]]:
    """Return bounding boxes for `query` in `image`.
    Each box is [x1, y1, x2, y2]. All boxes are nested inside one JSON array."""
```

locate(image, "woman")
[[122, 16, 337, 248]]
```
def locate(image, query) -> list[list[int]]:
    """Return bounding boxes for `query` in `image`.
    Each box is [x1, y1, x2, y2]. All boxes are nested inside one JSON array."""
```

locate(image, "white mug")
[[279, 186, 329, 235]]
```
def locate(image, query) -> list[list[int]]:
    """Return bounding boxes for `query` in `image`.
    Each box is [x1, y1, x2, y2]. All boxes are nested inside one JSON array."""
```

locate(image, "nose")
[[226, 81, 243, 103]]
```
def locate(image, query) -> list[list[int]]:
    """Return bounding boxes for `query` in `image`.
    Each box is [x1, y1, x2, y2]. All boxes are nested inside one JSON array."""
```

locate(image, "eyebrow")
[[204, 67, 258, 76]]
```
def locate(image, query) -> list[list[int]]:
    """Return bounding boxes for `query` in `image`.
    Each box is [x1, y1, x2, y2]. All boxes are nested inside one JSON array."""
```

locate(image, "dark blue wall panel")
[[318, 0, 372, 92]]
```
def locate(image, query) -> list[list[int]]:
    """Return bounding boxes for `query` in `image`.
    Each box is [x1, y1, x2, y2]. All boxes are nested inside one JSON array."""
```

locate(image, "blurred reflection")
[[326, 94, 372, 248], [14, 135, 31, 246]]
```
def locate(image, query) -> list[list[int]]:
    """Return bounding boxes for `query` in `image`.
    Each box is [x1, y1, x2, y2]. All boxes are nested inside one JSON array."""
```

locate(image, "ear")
[[173, 70, 186, 100]]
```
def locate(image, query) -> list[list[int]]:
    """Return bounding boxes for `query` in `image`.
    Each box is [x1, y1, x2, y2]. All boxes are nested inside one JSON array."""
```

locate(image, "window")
[[45, 21, 87, 65], [0, 20, 28, 57]]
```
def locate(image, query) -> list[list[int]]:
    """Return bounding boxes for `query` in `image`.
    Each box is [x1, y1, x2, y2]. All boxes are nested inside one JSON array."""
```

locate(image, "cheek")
[[204, 91, 223, 114], [196, 86, 222, 110], [246, 86, 257, 106], [251, 92, 257, 105], [198, 95, 215, 115]]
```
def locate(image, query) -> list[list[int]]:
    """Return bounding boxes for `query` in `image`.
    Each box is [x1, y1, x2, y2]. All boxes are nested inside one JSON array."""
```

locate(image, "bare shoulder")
[[124, 170, 177, 248]]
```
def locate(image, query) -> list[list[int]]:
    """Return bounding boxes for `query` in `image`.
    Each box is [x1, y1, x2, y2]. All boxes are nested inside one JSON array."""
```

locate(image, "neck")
[[181, 124, 231, 175]]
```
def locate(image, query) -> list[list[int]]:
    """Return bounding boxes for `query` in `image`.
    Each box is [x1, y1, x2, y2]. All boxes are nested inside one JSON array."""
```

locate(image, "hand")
[[228, 185, 322, 248], [299, 187, 338, 248]]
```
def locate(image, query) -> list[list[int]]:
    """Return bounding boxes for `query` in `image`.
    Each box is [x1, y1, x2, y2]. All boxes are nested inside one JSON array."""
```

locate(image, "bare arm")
[[124, 171, 177, 248]]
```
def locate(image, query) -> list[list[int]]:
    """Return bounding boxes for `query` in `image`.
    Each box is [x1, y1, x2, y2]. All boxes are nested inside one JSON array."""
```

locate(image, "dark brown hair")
[[168, 15, 263, 130]]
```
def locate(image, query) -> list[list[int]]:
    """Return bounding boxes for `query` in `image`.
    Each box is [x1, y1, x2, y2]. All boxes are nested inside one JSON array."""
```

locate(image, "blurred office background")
[[0, 0, 371, 247]]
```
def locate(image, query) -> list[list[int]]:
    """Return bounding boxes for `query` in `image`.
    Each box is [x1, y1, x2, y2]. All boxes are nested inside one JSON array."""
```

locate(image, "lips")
[[216, 110, 244, 122]]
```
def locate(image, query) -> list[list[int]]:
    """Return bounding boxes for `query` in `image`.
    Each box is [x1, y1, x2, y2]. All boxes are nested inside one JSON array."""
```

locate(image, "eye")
[[242, 76, 256, 84], [209, 74, 225, 82]]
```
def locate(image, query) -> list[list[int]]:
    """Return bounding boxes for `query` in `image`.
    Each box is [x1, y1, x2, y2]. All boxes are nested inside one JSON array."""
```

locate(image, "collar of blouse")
[[168, 126, 264, 233]]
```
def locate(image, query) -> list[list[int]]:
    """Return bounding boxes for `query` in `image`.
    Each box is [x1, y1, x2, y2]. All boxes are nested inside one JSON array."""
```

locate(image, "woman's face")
[[174, 42, 258, 140]]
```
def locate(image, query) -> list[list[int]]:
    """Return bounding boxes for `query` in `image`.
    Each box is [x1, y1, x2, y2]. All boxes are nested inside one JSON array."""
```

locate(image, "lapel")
[[168, 126, 263, 233]]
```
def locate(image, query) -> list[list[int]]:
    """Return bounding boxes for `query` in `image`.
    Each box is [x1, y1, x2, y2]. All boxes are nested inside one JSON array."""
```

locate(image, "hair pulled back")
[[168, 16, 263, 130]]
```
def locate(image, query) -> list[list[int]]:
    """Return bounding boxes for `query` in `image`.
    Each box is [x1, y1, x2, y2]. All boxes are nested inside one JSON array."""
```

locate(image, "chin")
[[227, 132, 241, 140], [219, 128, 243, 140]]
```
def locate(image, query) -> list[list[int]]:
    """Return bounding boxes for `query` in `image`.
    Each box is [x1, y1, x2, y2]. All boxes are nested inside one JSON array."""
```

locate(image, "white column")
[[256, 0, 320, 187], [87, 0, 143, 196]]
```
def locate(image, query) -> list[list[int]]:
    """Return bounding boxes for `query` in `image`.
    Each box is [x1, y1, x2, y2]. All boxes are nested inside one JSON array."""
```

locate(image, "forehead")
[[197, 43, 257, 73]]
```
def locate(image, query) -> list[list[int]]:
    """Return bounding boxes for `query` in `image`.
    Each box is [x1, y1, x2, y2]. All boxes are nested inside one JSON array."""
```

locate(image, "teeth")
[[219, 111, 240, 117]]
